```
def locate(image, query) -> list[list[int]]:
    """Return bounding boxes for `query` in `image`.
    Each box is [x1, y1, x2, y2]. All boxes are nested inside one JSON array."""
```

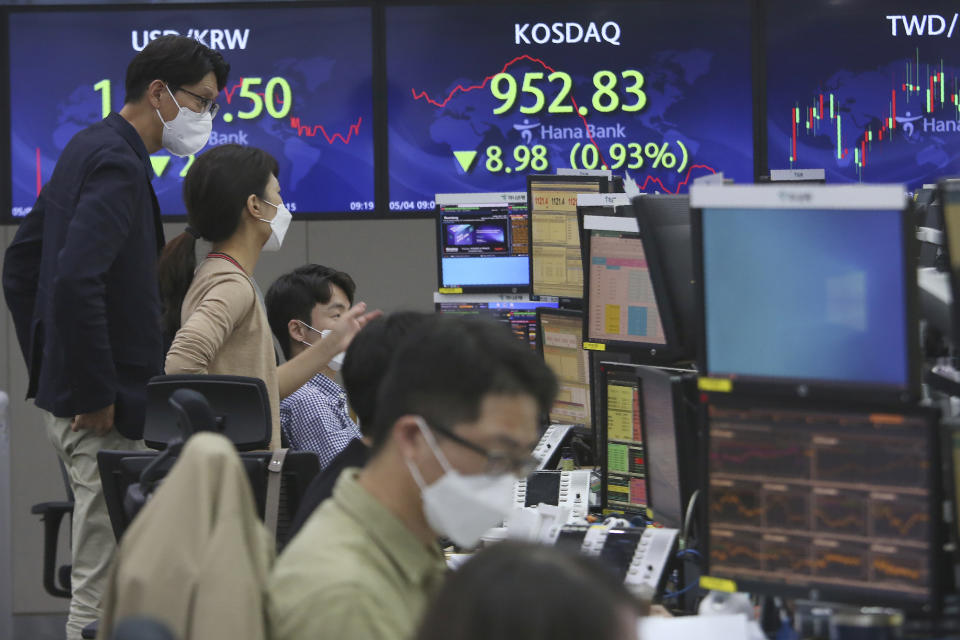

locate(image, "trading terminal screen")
[[540, 311, 591, 425], [707, 405, 935, 602], [436, 300, 558, 349], [438, 203, 530, 290], [530, 179, 602, 298], [587, 231, 667, 346], [604, 368, 647, 512]]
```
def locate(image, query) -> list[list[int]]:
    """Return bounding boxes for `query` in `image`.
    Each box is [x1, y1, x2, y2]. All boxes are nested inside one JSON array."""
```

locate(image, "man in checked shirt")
[[266, 264, 360, 466]]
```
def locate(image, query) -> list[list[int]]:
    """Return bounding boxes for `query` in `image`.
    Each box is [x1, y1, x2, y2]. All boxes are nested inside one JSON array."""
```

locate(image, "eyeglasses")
[[427, 421, 539, 478], [172, 85, 220, 118]]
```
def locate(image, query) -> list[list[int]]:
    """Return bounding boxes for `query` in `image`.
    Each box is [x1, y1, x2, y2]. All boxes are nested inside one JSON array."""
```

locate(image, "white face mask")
[[405, 417, 517, 549], [295, 321, 346, 371], [255, 199, 292, 252], [156, 84, 213, 157]]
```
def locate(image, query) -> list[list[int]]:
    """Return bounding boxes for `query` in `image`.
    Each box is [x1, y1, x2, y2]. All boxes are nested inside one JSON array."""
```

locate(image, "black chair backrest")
[[98, 449, 320, 544], [143, 375, 271, 451]]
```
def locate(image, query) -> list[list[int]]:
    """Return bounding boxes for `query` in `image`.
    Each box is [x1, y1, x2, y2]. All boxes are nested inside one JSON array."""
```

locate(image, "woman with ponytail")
[[159, 144, 378, 448]]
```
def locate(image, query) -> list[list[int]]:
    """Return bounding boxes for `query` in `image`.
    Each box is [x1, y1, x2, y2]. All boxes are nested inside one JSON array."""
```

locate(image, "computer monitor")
[[435, 193, 530, 293], [691, 184, 918, 404], [633, 194, 696, 362], [529, 175, 610, 301], [536, 308, 591, 426], [435, 297, 559, 349], [582, 216, 681, 362], [598, 362, 647, 515], [705, 400, 943, 609], [635, 365, 698, 530]]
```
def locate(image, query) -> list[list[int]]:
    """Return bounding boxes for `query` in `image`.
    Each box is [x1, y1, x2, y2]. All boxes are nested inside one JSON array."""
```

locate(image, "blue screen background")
[[386, 1, 754, 208], [8, 7, 375, 217], [702, 207, 908, 386], [441, 256, 530, 288]]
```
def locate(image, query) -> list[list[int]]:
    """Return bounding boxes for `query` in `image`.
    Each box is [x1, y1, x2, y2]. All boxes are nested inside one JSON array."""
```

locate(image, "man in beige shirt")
[[268, 316, 557, 640]]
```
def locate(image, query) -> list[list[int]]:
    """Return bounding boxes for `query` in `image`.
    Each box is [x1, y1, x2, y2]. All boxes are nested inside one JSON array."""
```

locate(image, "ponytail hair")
[[158, 231, 198, 339], [157, 143, 279, 338]]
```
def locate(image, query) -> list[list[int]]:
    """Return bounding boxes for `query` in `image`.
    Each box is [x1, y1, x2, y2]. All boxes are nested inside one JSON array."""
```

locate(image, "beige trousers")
[[41, 409, 147, 640]]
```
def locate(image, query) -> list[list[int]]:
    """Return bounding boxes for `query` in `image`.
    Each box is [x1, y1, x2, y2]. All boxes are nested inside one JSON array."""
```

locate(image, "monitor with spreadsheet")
[[706, 401, 942, 608], [436, 193, 530, 293], [529, 175, 610, 300], [536, 308, 591, 426], [691, 184, 917, 402], [583, 216, 682, 361]]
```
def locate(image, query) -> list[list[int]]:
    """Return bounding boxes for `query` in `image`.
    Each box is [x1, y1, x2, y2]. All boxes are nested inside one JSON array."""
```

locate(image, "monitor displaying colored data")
[[537, 308, 591, 425], [707, 404, 941, 606], [385, 0, 754, 209], [601, 363, 647, 514], [436, 193, 530, 292], [435, 298, 559, 349], [7, 6, 374, 218], [693, 184, 914, 398], [585, 226, 668, 350], [766, 0, 960, 189]]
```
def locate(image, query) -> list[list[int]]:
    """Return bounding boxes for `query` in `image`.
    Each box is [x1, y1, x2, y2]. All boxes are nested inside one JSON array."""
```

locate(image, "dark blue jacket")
[[2, 113, 165, 438]]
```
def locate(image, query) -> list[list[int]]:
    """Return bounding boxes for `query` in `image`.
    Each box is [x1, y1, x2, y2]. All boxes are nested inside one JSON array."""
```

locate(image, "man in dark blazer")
[[2, 36, 229, 640]]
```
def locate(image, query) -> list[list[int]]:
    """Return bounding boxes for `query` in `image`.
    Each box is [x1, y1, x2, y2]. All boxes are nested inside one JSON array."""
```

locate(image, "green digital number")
[[530, 144, 549, 171], [592, 70, 620, 113], [264, 77, 292, 119], [486, 145, 504, 172], [491, 73, 518, 115], [547, 72, 574, 114], [238, 77, 264, 120], [621, 70, 647, 112], [520, 72, 545, 115], [94, 79, 111, 119]]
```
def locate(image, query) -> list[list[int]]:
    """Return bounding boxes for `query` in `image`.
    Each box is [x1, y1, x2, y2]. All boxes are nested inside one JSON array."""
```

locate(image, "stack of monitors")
[[436, 193, 530, 293], [435, 298, 559, 350], [529, 175, 611, 301], [537, 308, 591, 426], [691, 183, 944, 607]]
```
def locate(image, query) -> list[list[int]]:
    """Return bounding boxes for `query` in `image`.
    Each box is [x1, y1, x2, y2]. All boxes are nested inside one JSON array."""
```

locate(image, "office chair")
[[143, 375, 272, 451], [30, 458, 74, 599]]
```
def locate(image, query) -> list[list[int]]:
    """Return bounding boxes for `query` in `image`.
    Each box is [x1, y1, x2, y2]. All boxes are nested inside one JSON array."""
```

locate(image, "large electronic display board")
[[7, 6, 375, 218], [767, 0, 960, 189], [385, 1, 754, 211]]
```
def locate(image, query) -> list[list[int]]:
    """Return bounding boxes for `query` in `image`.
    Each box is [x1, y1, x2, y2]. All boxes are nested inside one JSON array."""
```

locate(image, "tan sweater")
[[165, 257, 280, 449]]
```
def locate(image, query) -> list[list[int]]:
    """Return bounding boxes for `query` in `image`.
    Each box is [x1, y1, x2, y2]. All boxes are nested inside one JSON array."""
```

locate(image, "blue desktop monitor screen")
[[438, 202, 530, 292], [385, 0, 753, 208], [7, 6, 374, 218], [766, 0, 960, 190], [693, 184, 913, 395]]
